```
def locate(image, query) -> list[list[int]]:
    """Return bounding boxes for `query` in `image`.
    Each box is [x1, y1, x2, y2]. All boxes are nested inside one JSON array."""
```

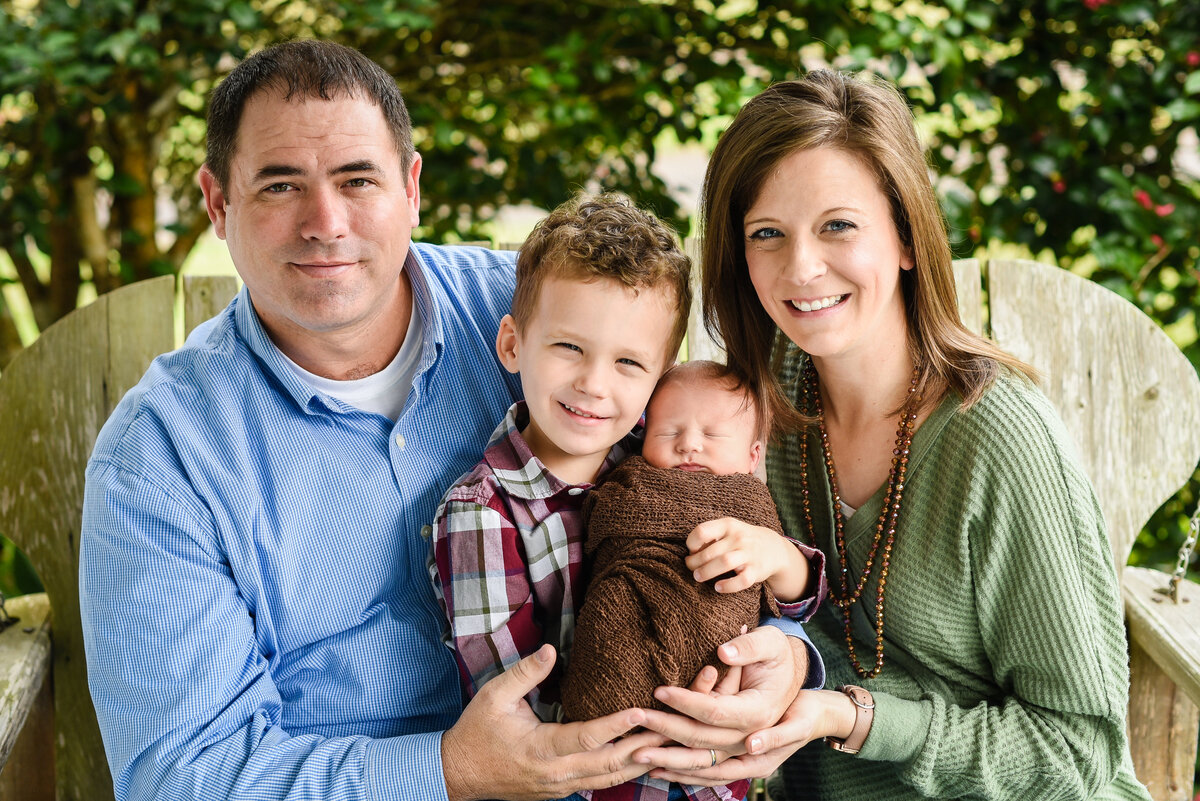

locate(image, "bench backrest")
[[1, 255, 1198, 798]]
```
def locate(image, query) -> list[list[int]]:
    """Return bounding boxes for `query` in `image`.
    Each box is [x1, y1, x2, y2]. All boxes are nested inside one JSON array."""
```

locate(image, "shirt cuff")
[[774, 539, 827, 623], [759, 617, 825, 690], [855, 692, 931, 764], [366, 731, 447, 801]]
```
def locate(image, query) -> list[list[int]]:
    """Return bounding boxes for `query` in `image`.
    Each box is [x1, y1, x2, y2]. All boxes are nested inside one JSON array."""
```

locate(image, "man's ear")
[[405, 153, 423, 228], [495, 314, 521, 374], [198, 165, 229, 240]]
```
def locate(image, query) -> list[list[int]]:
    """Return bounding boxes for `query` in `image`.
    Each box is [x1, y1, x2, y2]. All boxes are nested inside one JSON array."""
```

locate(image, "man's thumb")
[[488, 644, 556, 702]]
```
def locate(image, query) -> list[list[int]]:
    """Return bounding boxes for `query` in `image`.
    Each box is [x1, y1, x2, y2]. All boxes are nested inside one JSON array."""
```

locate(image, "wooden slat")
[[1124, 567, 1200, 706], [1127, 637, 1199, 801], [986, 259, 1200, 571], [683, 236, 724, 363], [951, 259, 983, 336], [183, 275, 239, 339], [0, 593, 51, 767], [0, 278, 175, 800]]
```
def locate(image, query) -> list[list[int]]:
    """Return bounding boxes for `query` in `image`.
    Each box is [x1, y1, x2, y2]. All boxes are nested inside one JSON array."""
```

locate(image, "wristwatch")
[[826, 685, 875, 755]]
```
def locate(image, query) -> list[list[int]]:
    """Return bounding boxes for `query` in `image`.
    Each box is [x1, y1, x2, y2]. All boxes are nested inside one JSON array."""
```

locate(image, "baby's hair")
[[651, 360, 771, 442], [512, 192, 692, 362]]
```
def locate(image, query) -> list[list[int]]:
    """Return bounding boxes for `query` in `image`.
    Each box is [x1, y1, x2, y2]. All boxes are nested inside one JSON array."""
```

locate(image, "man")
[[80, 40, 820, 801]]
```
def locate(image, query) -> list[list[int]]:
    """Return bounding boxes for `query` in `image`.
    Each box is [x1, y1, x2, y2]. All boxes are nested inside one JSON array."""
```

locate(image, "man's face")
[[199, 90, 421, 376]]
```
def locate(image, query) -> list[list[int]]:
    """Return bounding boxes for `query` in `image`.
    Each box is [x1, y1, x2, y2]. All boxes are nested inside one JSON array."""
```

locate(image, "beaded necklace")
[[798, 359, 922, 679]]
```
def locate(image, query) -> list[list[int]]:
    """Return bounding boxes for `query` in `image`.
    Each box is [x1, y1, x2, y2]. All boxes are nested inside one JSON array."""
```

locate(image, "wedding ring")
[[709, 748, 718, 767]]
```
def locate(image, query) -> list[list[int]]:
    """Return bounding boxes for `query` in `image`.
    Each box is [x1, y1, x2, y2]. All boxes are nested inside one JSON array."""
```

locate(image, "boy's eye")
[[617, 358, 644, 369], [554, 342, 581, 353]]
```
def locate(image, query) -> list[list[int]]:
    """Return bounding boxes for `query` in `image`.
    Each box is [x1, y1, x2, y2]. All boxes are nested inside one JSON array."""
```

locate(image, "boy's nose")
[[572, 363, 608, 397]]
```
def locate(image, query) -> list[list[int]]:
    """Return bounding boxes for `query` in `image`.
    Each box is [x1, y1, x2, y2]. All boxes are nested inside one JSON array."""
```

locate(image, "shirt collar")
[[233, 246, 442, 416], [483, 401, 637, 500]]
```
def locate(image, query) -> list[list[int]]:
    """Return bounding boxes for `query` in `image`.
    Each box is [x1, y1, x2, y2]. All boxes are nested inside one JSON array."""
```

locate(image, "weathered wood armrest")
[[0, 592, 52, 764], [1124, 567, 1200, 705]]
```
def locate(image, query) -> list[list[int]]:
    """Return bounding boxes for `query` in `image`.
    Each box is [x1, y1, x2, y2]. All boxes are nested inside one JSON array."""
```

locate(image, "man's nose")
[[299, 185, 349, 241]]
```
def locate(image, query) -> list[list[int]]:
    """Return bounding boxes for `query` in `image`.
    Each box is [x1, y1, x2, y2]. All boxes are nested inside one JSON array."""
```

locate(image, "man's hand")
[[630, 626, 808, 781], [442, 644, 664, 801]]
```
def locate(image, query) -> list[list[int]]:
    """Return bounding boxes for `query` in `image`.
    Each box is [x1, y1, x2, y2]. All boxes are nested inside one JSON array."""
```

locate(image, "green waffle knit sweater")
[[769, 348, 1151, 801]]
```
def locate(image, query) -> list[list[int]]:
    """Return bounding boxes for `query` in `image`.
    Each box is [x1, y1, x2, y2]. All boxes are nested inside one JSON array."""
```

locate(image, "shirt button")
[[395, 434, 406, 450], [568, 488, 584, 496], [421, 525, 433, 539]]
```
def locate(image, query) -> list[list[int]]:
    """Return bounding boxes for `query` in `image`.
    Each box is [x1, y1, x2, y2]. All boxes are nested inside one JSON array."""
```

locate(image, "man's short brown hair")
[[512, 192, 692, 363]]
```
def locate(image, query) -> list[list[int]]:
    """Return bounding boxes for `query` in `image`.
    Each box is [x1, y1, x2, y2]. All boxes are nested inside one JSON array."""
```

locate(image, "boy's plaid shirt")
[[430, 401, 820, 801]]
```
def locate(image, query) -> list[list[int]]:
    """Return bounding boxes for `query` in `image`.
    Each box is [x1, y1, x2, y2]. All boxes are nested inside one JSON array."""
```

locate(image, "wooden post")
[[1128, 639, 1199, 801]]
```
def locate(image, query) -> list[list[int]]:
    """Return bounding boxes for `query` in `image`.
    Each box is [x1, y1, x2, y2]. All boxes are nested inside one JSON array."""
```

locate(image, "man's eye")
[[264, 183, 294, 194], [345, 178, 371, 188]]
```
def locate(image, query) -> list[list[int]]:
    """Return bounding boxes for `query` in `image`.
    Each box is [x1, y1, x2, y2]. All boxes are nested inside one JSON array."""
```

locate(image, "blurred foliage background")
[[0, 0, 1197, 599]]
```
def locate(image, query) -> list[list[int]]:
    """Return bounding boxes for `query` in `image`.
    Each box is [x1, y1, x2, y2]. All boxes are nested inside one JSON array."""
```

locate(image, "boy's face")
[[642, 378, 762, 475], [496, 275, 677, 485]]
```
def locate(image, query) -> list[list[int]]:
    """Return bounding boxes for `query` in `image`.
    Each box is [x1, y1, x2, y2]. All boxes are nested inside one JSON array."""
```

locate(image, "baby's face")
[[642, 378, 762, 475]]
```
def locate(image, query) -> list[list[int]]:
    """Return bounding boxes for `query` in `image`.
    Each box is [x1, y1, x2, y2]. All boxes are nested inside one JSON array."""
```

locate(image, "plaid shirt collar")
[[483, 401, 638, 501]]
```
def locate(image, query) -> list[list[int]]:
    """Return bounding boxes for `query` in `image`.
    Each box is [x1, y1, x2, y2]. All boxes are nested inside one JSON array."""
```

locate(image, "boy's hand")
[[685, 517, 810, 601]]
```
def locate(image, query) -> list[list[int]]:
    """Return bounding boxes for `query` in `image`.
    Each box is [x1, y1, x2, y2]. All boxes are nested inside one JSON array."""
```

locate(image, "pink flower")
[[1188, 51, 1200, 68], [1134, 188, 1153, 210], [1083, 0, 1108, 9], [1053, 180, 1066, 194], [1156, 203, 1175, 216], [1151, 234, 1165, 248]]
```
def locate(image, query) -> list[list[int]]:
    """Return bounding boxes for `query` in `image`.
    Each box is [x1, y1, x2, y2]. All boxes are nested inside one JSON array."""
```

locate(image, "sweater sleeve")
[[858, 395, 1130, 800]]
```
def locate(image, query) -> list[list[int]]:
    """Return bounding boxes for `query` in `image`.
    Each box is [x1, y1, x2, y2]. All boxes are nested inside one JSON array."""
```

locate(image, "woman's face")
[[743, 146, 913, 366]]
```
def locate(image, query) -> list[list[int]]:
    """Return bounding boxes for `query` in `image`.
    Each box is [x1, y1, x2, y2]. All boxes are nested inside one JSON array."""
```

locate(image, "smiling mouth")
[[789, 294, 847, 312], [561, 402, 607, 420]]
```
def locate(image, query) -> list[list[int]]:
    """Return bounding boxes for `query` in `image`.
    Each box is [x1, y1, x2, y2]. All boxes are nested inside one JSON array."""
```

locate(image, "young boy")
[[561, 361, 814, 728], [429, 195, 817, 801]]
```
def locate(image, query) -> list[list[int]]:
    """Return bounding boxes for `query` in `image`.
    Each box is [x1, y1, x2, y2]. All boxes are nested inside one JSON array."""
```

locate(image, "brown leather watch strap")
[[826, 685, 875, 755]]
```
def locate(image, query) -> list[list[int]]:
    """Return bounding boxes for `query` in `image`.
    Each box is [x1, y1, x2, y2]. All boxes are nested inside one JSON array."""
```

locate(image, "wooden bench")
[[0, 256, 1197, 800]]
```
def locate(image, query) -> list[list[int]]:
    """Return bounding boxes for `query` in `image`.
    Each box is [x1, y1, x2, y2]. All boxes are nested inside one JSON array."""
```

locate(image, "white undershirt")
[[839, 499, 857, 519], [279, 298, 423, 422]]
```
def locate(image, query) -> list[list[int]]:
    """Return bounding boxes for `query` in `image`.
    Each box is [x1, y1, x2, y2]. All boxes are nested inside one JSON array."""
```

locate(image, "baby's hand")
[[685, 517, 802, 596]]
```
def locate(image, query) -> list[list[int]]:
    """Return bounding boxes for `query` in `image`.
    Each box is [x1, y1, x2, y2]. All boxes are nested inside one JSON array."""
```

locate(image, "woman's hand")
[[685, 517, 811, 602], [640, 688, 859, 786], [630, 626, 809, 777]]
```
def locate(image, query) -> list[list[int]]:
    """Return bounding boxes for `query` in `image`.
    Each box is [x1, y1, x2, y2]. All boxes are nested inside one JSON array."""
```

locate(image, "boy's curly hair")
[[512, 192, 692, 362]]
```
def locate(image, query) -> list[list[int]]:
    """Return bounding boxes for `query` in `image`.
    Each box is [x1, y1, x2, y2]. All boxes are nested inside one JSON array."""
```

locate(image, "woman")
[[653, 70, 1151, 800]]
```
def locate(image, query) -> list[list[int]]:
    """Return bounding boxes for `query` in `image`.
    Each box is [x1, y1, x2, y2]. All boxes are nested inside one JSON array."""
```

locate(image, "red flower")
[[1053, 180, 1066, 194], [1156, 203, 1175, 216], [1188, 51, 1200, 68], [1151, 234, 1165, 248], [1134, 188, 1153, 209], [1083, 0, 1108, 9]]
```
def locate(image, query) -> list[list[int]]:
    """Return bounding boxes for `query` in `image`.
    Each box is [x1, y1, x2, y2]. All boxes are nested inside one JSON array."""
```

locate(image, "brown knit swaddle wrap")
[[560, 456, 782, 721]]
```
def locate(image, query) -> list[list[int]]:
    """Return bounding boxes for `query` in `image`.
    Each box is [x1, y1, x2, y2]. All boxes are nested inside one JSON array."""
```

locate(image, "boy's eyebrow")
[[252, 160, 383, 182]]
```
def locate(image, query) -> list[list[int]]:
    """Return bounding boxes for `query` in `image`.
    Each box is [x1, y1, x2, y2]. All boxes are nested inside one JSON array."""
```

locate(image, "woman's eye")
[[747, 227, 783, 241], [825, 219, 855, 233]]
